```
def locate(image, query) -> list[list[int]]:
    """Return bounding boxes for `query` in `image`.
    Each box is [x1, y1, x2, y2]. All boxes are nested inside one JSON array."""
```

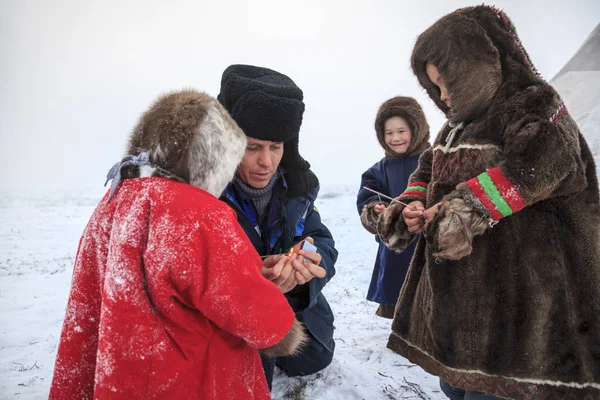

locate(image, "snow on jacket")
[[50, 178, 295, 399], [50, 89, 303, 400]]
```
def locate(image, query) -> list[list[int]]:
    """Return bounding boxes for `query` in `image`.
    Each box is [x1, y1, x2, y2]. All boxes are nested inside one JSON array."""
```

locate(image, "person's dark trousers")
[[260, 334, 335, 390], [260, 353, 276, 391], [276, 333, 334, 376], [440, 378, 507, 400]]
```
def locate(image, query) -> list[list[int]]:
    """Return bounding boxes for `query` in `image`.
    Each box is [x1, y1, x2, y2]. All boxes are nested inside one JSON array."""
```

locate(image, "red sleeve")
[[173, 208, 295, 349]]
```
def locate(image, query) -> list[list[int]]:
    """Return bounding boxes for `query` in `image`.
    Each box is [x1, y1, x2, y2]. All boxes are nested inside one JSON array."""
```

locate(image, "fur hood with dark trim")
[[374, 96, 431, 158], [122, 89, 246, 198], [411, 6, 546, 124]]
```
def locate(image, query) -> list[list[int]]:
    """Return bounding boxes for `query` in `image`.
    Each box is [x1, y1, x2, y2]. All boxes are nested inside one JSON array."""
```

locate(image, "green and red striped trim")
[[402, 182, 428, 200], [465, 167, 525, 220]]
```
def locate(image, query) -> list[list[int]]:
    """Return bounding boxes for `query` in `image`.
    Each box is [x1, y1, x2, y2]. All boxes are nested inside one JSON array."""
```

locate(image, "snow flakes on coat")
[[50, 178, 296, 399]]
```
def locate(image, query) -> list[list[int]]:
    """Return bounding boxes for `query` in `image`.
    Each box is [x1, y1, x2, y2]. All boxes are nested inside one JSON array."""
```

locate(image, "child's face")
[[426, 63, 451, 108], [384, 116, 412, 154]]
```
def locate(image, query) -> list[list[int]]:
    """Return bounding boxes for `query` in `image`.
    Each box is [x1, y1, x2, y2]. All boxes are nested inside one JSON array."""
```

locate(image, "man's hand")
[[262, 237, 327, 289], [402, 201, 426, 233], [287, 237, 326, 285], [292, 247, 326, 285], [262, 254, 298, 293]]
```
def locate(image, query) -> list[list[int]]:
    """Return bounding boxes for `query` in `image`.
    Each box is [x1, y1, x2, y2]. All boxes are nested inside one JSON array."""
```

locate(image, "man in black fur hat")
[[219, 64, 338, 390]]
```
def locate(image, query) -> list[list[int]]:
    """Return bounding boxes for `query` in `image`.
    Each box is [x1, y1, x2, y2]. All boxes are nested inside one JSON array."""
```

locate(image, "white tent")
[[551, 24, 600, 171]]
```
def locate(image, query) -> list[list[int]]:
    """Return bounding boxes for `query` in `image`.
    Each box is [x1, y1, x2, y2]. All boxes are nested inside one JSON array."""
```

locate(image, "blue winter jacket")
[[221, 175, 338, 351], [357, 155, 420, 305]]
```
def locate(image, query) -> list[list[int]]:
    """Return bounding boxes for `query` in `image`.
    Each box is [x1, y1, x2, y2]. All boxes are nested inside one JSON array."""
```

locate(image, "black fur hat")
[[218, 64, 319, 195]]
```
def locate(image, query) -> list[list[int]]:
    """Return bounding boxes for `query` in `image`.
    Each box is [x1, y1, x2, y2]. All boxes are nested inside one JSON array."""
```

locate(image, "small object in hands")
[[362, 187, 416, 210], [301, 240, 318, 253], [286, 239, 319, 257], [300, 240, 319, 263], [260, 239, 319, 259], [289, 240, 319, 256]]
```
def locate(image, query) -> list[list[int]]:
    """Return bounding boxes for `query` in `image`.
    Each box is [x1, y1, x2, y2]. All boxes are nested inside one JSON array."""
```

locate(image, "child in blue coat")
[[357, 97, 430, 318]]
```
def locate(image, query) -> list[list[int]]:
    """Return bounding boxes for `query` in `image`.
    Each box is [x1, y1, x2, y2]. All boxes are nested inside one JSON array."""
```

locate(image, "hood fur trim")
[[126, 89, 246, 197], [375, 96, 431, 158], [411, 6, 545, 123]]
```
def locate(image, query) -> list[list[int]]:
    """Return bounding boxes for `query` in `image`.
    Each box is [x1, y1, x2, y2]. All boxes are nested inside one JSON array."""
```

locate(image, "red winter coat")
[[50, 177, 295, 399]]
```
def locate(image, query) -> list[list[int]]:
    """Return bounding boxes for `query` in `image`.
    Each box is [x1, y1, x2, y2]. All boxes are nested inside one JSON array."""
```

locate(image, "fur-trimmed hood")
[[123, 89, 246, 197], [412, 6, 545, 124], [374, 96, 431, 158]]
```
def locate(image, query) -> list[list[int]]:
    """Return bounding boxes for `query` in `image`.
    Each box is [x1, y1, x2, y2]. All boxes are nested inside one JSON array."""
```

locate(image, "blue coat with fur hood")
[[357, 96, 431, 306], [357, 155, 421, 305]]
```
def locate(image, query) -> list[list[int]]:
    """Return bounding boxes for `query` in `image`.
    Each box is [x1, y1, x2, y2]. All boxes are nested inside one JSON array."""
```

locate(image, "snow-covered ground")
[[2, 62, 598, 398], [1, 92, 598, 400], [0, 184, 442, 400]]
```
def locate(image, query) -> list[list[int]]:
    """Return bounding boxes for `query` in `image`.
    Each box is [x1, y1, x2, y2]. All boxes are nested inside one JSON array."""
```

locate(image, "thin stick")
[[260, 253, 286, 259], [260, 247, 306, 259], [362, 186, 416, 209]]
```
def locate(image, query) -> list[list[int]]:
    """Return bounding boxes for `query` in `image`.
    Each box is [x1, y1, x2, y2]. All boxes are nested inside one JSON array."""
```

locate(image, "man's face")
[[237, 137, 284, 188]]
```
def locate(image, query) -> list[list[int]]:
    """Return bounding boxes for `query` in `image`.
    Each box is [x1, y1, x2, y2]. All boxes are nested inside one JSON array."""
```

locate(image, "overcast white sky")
[[1, 0, 599, 190]]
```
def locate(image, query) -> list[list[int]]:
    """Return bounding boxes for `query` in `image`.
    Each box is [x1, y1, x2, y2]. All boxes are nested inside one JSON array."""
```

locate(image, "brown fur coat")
[[377, 6, 600, 399]]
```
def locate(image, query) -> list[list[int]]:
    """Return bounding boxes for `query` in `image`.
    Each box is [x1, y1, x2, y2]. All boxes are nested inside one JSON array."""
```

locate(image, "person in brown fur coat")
[[376, 6, 600, 400]]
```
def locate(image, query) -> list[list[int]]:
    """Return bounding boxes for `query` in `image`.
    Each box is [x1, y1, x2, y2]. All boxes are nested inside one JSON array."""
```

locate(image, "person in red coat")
[[49, 89, 307, 400]]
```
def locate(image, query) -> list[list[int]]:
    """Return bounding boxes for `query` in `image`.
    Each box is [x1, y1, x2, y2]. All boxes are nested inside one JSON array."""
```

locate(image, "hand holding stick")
[[362, 186, 418, 210], [363, 186, 427, 232]]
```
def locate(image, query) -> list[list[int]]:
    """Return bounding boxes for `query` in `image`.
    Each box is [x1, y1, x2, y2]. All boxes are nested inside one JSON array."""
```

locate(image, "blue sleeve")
[[357, 160, 388, 215], [287, 202, 338, 310]]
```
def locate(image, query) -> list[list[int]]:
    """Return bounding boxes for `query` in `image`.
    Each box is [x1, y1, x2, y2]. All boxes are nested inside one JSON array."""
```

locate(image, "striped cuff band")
[[402, 181, 428, 200], [465, 167, 525, 220]]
